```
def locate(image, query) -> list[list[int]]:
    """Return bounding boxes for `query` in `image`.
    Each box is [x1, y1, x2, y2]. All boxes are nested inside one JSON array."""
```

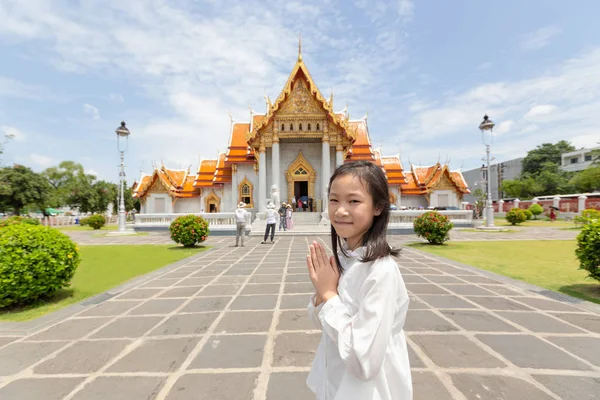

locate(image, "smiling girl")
[[306, 161, 412, 400]]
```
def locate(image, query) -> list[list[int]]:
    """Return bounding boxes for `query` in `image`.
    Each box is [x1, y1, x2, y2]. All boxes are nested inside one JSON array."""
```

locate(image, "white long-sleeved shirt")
[[306, 246, 412, 400], [265, 208, 278, 224], [235, 208, 249, 223]]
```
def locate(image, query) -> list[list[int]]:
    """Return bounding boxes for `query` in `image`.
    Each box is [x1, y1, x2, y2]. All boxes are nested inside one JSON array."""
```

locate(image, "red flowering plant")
[[169, 215, 210, 247], [413, 211, 453, 245]]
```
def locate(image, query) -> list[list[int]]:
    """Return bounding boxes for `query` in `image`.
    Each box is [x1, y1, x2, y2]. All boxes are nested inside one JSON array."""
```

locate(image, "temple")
[[133, 46, 470, 215]]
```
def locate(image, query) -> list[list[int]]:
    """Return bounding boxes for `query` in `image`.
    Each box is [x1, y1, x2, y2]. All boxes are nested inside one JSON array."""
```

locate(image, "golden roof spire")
[[298, 34, 302, 61]]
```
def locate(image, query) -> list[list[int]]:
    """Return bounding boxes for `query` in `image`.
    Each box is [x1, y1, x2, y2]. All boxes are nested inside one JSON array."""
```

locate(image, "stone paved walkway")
[[1, 235, 599, 399]]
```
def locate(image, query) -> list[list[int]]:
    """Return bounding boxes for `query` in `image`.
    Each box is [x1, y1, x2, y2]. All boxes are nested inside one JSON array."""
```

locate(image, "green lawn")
[[57, 224, 118, 231], [0, 245, 209, 322], [409, 240, 600, 304]]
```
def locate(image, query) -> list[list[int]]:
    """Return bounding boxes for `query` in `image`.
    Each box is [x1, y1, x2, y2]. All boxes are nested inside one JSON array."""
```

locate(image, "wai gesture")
[[306, 241, 340, 304]]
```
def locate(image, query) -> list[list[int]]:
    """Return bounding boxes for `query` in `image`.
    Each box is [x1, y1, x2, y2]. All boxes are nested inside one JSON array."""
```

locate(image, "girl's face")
[[328, 174, 381, 250]]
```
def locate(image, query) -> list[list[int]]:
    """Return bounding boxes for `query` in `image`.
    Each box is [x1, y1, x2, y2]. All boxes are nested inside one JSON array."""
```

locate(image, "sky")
[[1, 0, 599, 183]]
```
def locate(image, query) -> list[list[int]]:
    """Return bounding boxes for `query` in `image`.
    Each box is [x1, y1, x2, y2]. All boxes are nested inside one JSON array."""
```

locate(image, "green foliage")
[[0, 216, 40, 228], [575, 221, 600, 282], [170, 215, 210, 247], [472, 188, 486, 218], [528, 204, 544, 220], [86, 214, 106, 229], [505, 208, 527, 225], [523, 209, 533, 220], [0, 224, 80, 308], [0, 165, 51, 215], [570, 165, 600, 193], [574, 209, 600, 225], [501, 177, 544, 199], [79, 217, 88, 226], [413, 211, 453, 245], [522, 141, 575, 175]]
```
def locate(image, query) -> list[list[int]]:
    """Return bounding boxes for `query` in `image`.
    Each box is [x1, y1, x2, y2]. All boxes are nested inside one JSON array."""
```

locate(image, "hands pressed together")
[[306, 241, 340, 306]]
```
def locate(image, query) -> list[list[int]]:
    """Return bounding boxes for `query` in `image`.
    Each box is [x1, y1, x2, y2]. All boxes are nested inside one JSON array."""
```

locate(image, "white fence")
[[33, 215, 118, 226], [134, 212, 252, 233], [388, 210, 473, 227]]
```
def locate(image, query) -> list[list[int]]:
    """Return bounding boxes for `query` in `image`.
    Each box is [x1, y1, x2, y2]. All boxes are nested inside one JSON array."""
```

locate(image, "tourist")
[[297, 198, 303, 212], [308, 197, 313, 212], [262, 202, 277, 244], [286, 204, 293, 230], [278, 202, 287, 231], [234, 202, 249, 247], [306, 161, 412, 400], [550, 207, 557, 221], [292, 196, 297, 211]]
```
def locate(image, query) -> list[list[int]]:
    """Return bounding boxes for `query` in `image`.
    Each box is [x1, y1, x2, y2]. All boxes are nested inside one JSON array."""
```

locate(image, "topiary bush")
[[506, 208, 527, 225], [413, 211, 453, 245], [86, 214, 106, 229], [523, 209, 533, 220], [79, 217, 89, 226], [575, 220, 600, 282], [0, 216, 41, 228], [170, 214, 210, 247], [575, 209, 600, 226], [0, 224, 81, 308], [528, 204, 544, 220]]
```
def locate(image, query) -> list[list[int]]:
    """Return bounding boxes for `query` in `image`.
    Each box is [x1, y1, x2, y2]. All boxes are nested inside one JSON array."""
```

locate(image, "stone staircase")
[[250, 211, 329, 236]]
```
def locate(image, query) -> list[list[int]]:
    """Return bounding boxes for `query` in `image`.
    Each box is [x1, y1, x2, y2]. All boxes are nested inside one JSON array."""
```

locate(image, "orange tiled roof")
[[450, 170, 471, 194], [132, 174, 152, 198], [400, 163, 470, 195], [225, 123, 256, 165], [381, 155, 407, 185], [194, 159, 218, 187], [134, 166, 200, 198], [213, 153, 232, 184], [345, 119, 375, 162]]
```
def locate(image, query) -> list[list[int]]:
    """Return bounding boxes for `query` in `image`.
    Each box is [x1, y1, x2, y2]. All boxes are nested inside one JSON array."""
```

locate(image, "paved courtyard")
[[1, 234, 599, 399]]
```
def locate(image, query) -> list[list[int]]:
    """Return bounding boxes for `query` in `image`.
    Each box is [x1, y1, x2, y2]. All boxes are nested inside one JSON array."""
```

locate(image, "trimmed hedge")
[[506, 208, 527, 225], [413, 211, 453, 245], [0, 216, 40, 228], [170, 215, 210, 247], [0, 224, 81, 308], [575, 220, 600, 282], [528, 204, 543, 220], [86, 214, 106, 229]]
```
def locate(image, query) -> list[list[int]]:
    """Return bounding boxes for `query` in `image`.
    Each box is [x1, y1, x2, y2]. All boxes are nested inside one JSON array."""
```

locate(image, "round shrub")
[[413, 211, 453, 245], [528, 204, 544, 220], [505, 208, 527, 225], [523, 209, 533, 220], [79, 217, 89, 226], [575, 208, 600, 225], [0, 224, 81, 308], [170, 215, 210, 247], [575, 220, 600, 282], [0, 216, 40, 228], [86, 214, 106, 229]]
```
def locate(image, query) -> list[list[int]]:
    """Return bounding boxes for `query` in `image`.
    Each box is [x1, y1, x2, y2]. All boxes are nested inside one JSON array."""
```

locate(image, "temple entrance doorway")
[[286, 151, 316, 212]]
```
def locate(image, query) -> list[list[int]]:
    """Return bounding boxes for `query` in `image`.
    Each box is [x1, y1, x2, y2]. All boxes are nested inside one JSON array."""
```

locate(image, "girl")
[[306, 161, 412, 400], [286, 204, 294, 230]]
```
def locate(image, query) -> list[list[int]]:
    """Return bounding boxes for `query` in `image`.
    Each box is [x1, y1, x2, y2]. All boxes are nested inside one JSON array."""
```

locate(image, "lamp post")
[[115, 121, 130, 232], [479, 115, 495, 227]]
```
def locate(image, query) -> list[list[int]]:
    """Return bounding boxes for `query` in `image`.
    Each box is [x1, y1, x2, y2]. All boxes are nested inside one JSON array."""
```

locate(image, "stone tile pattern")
[[0, 235, 598, 400]]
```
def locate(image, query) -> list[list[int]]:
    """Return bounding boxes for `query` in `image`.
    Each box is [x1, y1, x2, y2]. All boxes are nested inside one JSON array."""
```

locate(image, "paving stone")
[[422, 275, 466, 284], [197, 284, 241, 296], [161, 270, 193, 279], [158, 286, 203, 298], [166, 372, 258, 400], [546, 336, 600, 367], [402, 275, 430, 283], [214, 310, 273, 333], [412, 334, 505, 368], [71, 376, 166, 400], [277, 310, 314, 331], [267, 372, 313, 400], [550, 312, 600, 333], [405, 310, 459, 332], [34, 339, 130, 374], [180, 296, 231, 313], [497, 311, 586, 333], [0, 377, 84, 400], [451, 374, 556, 400], [139, 278, 179, 288], [418, 295, 478, 309], [280, 294, 310, 309], [190, 271, 220, 279], [412, 371, 454, 400], [249, 274, 282, 283], [150, 313, 219, 335], [240, 283, 281, 295], [273, 332, 321, 367], [511, 296, 582, 312], [175, 277, 216, 287], [127, 298, 186, 315], [480, 285, 524, 296], [441, 310, 520, 332], [0, 341, 67, 375], [533, 374, 600, 400], [283, 282, 314, 294], [223, 269, 254, 276], [442, 284, 495, 296], [91, 316, 163, 338], [405, 284, 451, 295], [407, 344, 426, 368], [408, 296, 431, 310], [230, 295, 278, 310], [476, 334, 593, 370], [27, 317, 112, 340], [107, 337, 200, 372], [408, 267, 445, 275], [116, 288, 161, 300], [190, 334, 266, 368], [78, 300, 142, 317], [0, 336, 19, 348], [284, 274, 309, 283], [457, 275, 501, 284], [466, 296, 534, 311], [213, 276, 247, 285]]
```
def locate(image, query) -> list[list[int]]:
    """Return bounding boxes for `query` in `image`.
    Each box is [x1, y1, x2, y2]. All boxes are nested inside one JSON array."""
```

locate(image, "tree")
[[522, 141, 576, 176], [472, 188, 486, 218], [533, 162, 575, 195], [0, 165, 51, 215], [570, 165, 600, 193], [42, 161, 89, 208], [529, 204, 544, 220], [501, 177, 544, 199]]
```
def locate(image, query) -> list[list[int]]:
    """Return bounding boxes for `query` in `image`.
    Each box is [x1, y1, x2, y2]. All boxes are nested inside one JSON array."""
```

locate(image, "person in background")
[[262, 202, 278, 244], [298, 198, 303, 212], [278, 202, 287, 231], [286, 204, 294, 230], [292, 196, 297, 211], [234, 202, 249, 247]]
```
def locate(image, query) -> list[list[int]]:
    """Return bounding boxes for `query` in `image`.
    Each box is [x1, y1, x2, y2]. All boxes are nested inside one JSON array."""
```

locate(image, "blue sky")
[[1, 0, 599, 183]]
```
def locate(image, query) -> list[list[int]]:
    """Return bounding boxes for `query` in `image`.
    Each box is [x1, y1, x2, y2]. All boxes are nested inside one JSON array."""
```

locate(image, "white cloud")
[[83, 103, 100, 120], [0, 125, 26, 141], [29, 153, 54, 168], [524, 104, 558, 118], [521, 26, 562, 51], [397, 0, 414, 19], [495, 120, 514, 135], [109, 93, 124, 103], [0, 76, 44, 100]]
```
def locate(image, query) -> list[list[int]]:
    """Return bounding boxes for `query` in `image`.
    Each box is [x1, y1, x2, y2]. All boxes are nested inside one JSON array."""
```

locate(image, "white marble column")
[[231, 164, 238, 211], [335, 144, 343, 168], [272, 134, 280, 189], [259, 145, 267, 211], [322, 135, 331, 204]]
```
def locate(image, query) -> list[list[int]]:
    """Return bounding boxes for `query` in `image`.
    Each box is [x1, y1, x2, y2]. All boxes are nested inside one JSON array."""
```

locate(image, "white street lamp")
[[115, 121, 130, 232], [479, 115, 495, 227]]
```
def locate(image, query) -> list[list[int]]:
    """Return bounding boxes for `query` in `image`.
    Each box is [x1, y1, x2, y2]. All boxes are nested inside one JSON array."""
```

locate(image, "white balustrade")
[[388, 210, 473, 227], [134, 212, 251, 232]]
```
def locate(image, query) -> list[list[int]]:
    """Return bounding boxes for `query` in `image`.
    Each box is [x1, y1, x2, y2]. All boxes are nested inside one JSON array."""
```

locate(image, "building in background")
[[462, 157, 524, 203], [561, 146, 600, 172]]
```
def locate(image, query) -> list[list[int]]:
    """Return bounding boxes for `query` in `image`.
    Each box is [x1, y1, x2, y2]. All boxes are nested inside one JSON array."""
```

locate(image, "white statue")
[[270, 184, 280, 208]]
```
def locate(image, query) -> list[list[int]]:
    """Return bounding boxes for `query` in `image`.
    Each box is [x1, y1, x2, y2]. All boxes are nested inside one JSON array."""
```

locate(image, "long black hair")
[[329, 161, 400, 273]]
